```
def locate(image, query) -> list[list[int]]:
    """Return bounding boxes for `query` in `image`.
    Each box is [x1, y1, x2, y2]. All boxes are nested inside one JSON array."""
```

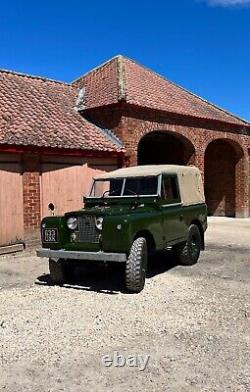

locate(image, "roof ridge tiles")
[[117, 55, 126, 101], [0, 68, 70, 85]]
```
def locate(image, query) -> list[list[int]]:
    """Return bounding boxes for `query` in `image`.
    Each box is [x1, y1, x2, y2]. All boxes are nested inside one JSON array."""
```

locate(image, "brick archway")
[[137, 131, 196, 166], [204, 139, 245, 217]]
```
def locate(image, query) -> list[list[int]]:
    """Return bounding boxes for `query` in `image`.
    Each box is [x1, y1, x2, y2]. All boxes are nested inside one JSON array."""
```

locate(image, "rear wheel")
[[175, 224, 201, 266], [125, 237, 147, 293]]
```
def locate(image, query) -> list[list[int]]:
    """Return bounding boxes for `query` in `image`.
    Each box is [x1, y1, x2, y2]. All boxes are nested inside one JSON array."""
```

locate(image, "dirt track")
[[0, 217, 250, 392]]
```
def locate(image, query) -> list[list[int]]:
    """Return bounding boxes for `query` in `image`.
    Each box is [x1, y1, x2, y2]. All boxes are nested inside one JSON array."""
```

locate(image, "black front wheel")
[[175, 224, 201, 266], [125, 237, 148, 293], [49, 258, 71, 285]]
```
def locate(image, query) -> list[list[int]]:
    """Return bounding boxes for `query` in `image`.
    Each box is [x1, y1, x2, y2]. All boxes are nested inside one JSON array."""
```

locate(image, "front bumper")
[[36, 248, 127, 263]]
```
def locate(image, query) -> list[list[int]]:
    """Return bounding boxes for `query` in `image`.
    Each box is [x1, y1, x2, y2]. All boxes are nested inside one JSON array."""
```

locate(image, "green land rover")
[[37, 165, 207, 293]]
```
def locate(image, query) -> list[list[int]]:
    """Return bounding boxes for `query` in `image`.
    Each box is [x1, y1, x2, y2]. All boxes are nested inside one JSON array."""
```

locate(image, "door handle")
[[179, 215, 183, 221]]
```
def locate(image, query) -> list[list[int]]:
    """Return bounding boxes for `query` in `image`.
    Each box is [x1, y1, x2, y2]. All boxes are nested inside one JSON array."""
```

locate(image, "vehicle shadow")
[[36, 263, 125, 294], [147, 250, 179, 278], [36, 250, 178, 294]]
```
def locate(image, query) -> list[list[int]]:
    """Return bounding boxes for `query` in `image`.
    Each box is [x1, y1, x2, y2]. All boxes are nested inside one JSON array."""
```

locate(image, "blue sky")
[[0, 0, 249, 120]]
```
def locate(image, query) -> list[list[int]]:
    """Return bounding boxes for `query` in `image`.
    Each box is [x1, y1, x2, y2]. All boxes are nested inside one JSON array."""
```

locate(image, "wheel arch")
[[133, 230, 156, 254]]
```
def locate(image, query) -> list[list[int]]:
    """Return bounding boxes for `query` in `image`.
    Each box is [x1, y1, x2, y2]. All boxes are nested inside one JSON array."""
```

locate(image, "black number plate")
[[43, 228, 58, 243]]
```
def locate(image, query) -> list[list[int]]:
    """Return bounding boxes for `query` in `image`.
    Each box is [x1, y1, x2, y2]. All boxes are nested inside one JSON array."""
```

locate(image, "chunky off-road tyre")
[[175, 224, 201, 266], [125, 237, 147, 293], [49, 258, 67, 285]]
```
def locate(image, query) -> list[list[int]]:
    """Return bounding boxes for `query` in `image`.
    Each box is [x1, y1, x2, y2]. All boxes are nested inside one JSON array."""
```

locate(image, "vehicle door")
[[160, 175, 186, 245]]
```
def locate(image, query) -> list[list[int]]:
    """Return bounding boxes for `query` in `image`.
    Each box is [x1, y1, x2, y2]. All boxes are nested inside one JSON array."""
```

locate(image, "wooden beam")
[[0, 243, 24, 256]]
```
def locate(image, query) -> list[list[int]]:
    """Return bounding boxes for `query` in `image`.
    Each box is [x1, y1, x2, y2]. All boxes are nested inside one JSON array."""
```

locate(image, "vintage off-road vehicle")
[[37, 165, 207, 292]]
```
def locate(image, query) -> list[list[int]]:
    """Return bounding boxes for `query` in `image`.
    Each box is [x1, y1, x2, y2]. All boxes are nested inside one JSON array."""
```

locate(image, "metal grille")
[[74, 215, 99, 243]]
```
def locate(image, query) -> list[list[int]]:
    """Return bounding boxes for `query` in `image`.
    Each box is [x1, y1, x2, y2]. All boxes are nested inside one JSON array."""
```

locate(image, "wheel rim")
[[190, 236, 199, 259]]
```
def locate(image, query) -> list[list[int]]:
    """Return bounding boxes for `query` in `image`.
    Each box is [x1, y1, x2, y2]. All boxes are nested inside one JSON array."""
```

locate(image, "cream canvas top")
[[94, 165, 205, 206]]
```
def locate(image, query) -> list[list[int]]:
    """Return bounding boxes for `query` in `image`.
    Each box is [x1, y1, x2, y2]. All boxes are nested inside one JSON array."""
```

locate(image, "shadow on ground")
[[36, 250, 178, 294]]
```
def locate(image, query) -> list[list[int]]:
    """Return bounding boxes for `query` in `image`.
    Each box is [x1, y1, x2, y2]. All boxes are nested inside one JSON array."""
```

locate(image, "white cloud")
[[205, 0, 250, 6]]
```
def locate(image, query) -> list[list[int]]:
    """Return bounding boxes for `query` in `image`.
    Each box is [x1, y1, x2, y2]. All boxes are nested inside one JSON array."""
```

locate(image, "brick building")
[[73, 56, 250, 218], [0, 68, 124, 248], [0, 55, 250, 248]]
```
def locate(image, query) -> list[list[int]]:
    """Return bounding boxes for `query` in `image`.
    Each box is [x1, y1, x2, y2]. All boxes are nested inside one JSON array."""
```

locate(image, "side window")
[[161, 176, 180, 204], [110, 179, 123, 196]]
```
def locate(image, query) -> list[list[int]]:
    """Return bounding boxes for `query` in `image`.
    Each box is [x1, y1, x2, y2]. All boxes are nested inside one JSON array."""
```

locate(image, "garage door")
[[0, 157, 24, 246], [40, 158, 118, 218]]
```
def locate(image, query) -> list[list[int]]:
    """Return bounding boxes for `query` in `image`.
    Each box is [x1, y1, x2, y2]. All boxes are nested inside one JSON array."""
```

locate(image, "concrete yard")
[[0, 217, 250, 391]]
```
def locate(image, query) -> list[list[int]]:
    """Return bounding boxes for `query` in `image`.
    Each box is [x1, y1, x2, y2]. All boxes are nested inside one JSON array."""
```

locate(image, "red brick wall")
[[205, 140, 238, 216], [22, 155, 41, 238], [84, 105, 123, 137], [84, 103, 250, 217]]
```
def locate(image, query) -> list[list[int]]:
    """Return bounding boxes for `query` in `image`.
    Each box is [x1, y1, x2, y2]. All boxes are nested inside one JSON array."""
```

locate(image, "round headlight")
[[95, 216, 103, 231], [67, 217, 78, 230]]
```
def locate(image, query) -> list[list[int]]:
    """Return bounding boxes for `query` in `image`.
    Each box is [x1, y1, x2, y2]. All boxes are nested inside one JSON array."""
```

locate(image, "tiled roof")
[[0, 69, 124, 152], [73, 55, 249, 126], [73, 57, 120, 109]]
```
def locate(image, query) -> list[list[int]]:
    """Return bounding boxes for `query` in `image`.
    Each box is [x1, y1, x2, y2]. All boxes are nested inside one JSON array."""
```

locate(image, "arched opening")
[[204, 139, 244, 217], [137, 131, 195, 165]]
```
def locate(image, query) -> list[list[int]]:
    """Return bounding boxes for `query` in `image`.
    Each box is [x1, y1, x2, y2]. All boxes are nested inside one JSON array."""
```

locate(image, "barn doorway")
[[0, 154, 24, 246], [204, 139, 244, 217], [137, 131, 195, 165], [40, 156, 118, 218]]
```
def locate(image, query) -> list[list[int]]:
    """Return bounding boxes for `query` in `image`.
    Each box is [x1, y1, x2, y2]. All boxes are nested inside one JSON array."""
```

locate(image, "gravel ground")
[[0, 217, 250, 392]]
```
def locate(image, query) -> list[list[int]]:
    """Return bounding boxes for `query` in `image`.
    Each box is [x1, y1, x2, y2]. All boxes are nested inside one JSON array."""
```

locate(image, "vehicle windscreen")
[[123, 177, 158, 196], [90, 176, 158, 197]]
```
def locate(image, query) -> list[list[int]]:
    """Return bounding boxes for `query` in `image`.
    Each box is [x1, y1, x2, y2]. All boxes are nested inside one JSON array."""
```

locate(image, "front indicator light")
[[70, 232, 77, 242]]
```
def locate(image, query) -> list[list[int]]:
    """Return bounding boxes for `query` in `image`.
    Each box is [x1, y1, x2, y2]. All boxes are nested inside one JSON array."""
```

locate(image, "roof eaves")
[[124, 101, 250, 129], [0, 143, 123, 156]]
